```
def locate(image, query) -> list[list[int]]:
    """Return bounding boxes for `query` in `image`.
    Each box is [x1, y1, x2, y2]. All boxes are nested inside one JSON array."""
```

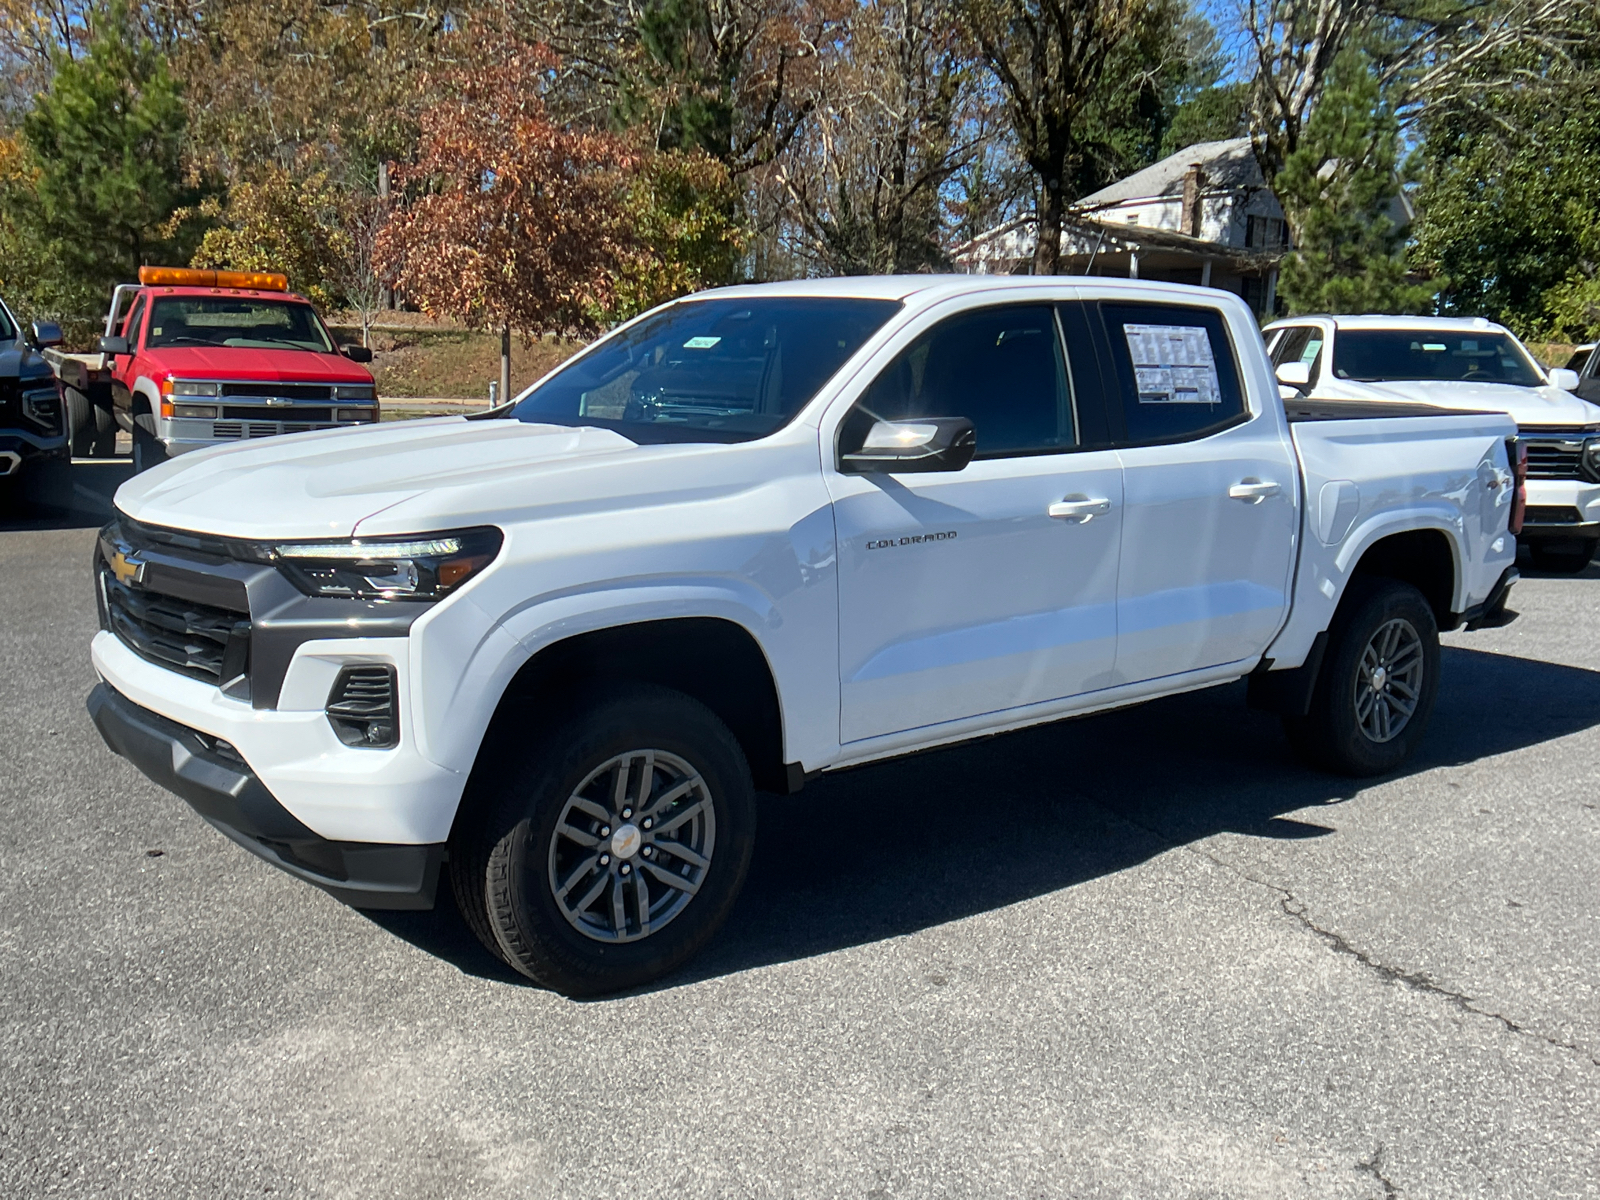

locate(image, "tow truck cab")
[[99, 267, 378, 471]]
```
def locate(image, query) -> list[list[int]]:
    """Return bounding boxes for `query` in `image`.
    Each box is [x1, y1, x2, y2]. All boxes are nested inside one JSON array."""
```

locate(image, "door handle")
[[1228, 479, 1281, 504], [1048, 496, 1112, 522]]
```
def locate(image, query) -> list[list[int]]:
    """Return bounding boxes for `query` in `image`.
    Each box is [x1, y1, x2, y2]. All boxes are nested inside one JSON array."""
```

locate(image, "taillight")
[[1507, 437, 1527, 535]]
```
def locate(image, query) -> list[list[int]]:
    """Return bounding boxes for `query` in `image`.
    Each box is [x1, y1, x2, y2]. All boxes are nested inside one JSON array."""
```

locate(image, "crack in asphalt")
[[1355, 1144, 1400, 1199], [1088, 803, 1600, 1069]]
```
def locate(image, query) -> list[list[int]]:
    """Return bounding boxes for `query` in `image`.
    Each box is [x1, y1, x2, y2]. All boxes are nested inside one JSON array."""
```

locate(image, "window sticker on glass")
[[683, 336, 721, 349], [1301, 338, 1323, 364], [1421, 343, 1447, 352], [1123, 323, 1221, 405]]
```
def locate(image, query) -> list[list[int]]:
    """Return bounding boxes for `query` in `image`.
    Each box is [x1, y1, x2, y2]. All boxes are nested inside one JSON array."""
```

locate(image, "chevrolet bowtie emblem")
[[109, 549, 146, 586]]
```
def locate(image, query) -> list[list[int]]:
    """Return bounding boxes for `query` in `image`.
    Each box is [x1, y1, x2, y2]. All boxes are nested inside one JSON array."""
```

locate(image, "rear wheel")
[[1283, 578, 1440, 776], [65, 387, 94, 457], [455, 686, 756, 995], [1528, 541, 1595, 573]]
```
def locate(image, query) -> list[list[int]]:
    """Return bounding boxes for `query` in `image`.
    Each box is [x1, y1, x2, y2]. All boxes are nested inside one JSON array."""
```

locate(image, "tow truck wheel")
[[132, 423, 167, 473], [65, 387, 94, 457], [456, 685, 756, 995], [1283, 578, 1440, 777]]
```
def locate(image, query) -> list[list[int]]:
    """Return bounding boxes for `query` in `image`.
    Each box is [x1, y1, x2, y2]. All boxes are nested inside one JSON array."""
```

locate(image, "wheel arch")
[[1346, 526, 1459, 629], [450, 616, 793, 844]]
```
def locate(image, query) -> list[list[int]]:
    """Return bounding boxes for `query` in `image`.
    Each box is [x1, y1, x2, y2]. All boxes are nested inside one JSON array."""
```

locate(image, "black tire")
[[65, 387, 94, 457], [90, 398, 117, 458], [1527, 541, 1595, 573], [1283, 578, 1441, 777], [456, 685, 756, 995], [132, 422, 167, 473]]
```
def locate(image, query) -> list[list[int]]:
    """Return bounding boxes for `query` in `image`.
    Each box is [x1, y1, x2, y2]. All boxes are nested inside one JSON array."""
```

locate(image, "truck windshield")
[[508, 297, 902, 443], [0, 297, 16, 341], [146, 297, 334, 353], [1333, 330, 1543, 387]]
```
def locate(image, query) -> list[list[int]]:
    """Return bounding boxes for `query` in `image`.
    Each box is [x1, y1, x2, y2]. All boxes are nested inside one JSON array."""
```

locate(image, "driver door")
[[826, 301, 1124, 743]]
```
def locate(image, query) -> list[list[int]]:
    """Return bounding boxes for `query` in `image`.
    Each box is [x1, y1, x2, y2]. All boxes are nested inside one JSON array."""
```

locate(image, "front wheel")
[[1283, 578, 1441, 776], [131, 422, 167, 473], [454, 686, 756, 995]]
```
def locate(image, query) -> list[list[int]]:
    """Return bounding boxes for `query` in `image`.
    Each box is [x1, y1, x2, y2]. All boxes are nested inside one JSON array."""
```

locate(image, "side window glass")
[[122, 297, 146, 347], [1271, 327, 1310, 366], [1100, 302, 1246, 445], [1272, 326, 1324, 379], [840, 304, 1074, 460]]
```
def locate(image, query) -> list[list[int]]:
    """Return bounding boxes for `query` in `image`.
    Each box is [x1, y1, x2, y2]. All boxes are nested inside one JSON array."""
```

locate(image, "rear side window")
[[840, 303, 1074, 460], [1271, 325, 1325, 377], [1099, 303, 1245, 445]]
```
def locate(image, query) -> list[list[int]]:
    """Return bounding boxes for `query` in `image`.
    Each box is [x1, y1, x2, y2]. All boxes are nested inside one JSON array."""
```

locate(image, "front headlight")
[[165, 380, 220, 397], [272, 527, 503, 600], [332, 385, 376, 400]]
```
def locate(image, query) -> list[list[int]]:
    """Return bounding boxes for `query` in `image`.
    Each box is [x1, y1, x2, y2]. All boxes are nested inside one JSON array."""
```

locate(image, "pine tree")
[[1274, 48, 1431, 315], [19, 2, 205, 301]]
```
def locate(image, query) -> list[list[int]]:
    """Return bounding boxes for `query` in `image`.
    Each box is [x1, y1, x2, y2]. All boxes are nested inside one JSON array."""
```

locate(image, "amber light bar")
[[138, 266, 289, 291]]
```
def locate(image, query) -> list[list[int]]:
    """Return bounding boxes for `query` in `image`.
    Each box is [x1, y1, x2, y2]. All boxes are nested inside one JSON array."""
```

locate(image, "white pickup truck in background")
[[1265, 314, 1599, 571], [86, 276, 1520, 994]]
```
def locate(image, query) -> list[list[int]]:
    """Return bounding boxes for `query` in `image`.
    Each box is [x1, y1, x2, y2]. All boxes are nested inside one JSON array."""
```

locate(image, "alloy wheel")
[[1353, 617, 1423, 743], [546, 749, 715, 943]]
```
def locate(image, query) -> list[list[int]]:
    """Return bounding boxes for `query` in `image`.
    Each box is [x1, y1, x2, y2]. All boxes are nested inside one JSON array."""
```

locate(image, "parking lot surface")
[[2, 503, 1597, 1199]]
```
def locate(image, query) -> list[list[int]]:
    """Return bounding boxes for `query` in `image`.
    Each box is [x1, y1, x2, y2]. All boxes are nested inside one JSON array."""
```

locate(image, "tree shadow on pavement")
[[366, 645, 1600, 991]]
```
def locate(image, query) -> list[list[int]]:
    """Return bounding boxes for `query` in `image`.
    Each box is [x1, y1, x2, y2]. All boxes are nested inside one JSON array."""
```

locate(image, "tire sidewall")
[[1313, 580, 1441, 775], [486, 688, 755, 994]]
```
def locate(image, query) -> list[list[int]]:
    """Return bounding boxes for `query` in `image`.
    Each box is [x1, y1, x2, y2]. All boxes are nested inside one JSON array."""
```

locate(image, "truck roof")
[[686, 274, 1255, 305], [135, 285, 315, 304], [1265, 313, 1513, 334]]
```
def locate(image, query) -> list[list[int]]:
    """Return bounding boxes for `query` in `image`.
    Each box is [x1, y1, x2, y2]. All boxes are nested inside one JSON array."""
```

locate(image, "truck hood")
[[149, 345, 373, 384], [114, 417, 648, 538], [1334, 378, 1600, 429]]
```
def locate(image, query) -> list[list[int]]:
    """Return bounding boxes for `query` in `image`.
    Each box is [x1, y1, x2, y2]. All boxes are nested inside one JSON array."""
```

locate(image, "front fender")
[[406, 579, 793, 779]]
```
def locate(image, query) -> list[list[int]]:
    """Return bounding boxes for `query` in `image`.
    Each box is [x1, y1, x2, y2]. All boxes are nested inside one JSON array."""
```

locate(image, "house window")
[[1245, 216, 1287, 249]]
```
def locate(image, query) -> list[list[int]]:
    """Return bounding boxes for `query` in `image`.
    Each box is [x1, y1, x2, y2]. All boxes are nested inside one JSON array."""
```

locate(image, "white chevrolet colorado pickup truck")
[[88, 277, 1522, 994], [1265, 314, 1599, 571]]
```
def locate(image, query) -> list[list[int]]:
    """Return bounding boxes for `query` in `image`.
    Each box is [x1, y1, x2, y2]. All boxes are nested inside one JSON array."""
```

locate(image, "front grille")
[[1520, 428, 1592, 481], [1523, 505, 1584, 525], [221, 406, 335, 422], [102, 569, 250, 686], [220, 382, 333, 401], [212, 420, 347, 440]]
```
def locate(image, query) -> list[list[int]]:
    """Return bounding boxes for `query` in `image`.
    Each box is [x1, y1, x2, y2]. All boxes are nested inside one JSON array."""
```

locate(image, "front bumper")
[[87, 681, 443, 909], [1520, 479, 1600, 543], [0, 427, 69, 474]]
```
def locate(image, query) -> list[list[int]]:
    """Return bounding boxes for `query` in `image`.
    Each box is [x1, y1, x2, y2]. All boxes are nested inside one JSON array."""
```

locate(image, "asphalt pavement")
[[2, 494, 1597, 1199]]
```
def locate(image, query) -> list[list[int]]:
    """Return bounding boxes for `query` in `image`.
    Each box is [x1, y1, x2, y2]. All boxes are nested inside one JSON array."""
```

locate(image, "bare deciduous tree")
[[771, 0, 991, 274], [1243, 0, 1590, 240], [961, 0, 1149, 273]]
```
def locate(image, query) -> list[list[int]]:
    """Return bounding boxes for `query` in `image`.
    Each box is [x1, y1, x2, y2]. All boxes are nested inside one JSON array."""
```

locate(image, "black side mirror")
[[840, 417, 977, 474], [99, 334, 130, 357], [342, 344, 373, 363], [30, 320, 63, 349]]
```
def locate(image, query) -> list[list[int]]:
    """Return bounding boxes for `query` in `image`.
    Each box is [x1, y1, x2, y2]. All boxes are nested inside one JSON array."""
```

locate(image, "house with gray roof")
[[955, 137, 1293, 315]]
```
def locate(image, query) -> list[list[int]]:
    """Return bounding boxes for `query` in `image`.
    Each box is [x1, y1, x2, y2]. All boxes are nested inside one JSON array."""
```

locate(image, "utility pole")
[[500, 324, 511, 409]]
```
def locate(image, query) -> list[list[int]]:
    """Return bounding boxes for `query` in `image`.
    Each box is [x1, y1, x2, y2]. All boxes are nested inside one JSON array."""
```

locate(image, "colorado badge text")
[[865, 531, 958, 551]]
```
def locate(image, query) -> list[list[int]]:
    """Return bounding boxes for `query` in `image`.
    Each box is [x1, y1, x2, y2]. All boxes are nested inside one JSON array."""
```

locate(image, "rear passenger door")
[[1090, 299, 1299, 683]]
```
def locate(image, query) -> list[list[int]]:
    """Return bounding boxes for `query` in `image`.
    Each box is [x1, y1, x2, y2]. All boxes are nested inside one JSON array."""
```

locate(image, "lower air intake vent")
[[326, 664, 398, 748]]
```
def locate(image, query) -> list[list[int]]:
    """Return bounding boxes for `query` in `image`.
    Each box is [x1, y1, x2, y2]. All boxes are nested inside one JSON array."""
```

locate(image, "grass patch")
[[328, 320, 582, 399]]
